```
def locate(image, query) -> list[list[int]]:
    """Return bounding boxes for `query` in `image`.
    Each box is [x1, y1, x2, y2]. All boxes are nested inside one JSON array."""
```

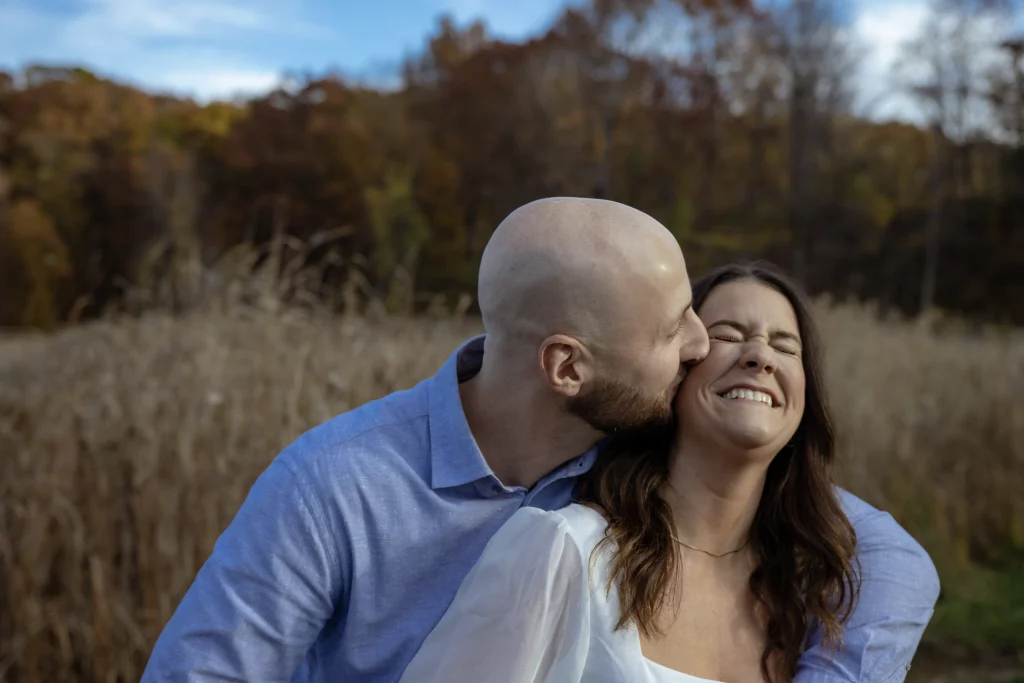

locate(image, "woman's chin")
[[716, 426, 788, 458]]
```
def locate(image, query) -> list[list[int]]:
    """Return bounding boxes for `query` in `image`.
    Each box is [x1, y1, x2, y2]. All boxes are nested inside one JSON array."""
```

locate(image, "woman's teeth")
[[721, 388, 774, 407]]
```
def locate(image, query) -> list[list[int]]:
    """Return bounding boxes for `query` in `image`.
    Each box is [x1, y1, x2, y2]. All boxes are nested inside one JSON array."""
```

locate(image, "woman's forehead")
[[701, 280, 799, 328]]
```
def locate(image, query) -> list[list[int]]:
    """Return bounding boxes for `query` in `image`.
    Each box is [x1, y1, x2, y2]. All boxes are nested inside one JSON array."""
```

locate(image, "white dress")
[[399, 504, 724, 683]]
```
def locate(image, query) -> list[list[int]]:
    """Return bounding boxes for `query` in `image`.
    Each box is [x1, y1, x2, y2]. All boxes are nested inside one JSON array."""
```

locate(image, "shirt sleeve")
[[140, 458, 345, 682], [794, 509, 941, 683], [398, 506, 591, 683]]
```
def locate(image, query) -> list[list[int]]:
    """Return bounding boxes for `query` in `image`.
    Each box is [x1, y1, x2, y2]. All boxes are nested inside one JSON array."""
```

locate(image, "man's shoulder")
[[838, 488, 939, 579], [837, 488, 911, 540], [278, 381, 432, 481], [836, 487, 888, 524]]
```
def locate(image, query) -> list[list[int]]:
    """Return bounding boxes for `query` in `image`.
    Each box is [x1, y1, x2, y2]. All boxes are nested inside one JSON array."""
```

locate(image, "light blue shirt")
[[142, 337, 940, 683]]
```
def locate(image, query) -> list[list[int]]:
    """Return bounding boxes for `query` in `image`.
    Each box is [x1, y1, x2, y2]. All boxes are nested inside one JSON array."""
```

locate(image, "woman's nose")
[[740, 342, 775, 373]]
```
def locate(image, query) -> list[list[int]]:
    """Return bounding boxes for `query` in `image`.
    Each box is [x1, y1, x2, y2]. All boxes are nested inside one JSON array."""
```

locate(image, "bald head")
[[478, 197, 688, 357]]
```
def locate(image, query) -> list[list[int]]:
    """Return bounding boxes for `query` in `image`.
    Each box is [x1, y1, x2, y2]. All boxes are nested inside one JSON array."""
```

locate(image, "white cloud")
[[54, 0, 326, 62], [156, 66, 282, 101], [852, 0, 1018, 132], [0, 0, 331, 100], [61, 0, 266, 46], [852, 0, 931, 123]]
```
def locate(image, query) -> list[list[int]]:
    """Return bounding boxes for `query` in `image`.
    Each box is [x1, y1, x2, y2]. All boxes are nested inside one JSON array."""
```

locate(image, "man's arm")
[[795, 499, 941, 683], [141, 458, 346, 682]]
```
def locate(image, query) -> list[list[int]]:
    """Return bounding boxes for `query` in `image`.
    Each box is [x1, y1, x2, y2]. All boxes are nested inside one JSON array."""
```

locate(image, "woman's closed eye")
[[713, 333, 800, 356], [773, 343, 801, 356]]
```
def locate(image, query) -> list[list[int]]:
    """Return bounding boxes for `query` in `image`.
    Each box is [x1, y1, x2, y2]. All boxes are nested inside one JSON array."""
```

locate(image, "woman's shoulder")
[[468, 505, 604, 586], [549, 502, 611, 550], [497, 503, 609, 553], [494, 505, 616, 605]]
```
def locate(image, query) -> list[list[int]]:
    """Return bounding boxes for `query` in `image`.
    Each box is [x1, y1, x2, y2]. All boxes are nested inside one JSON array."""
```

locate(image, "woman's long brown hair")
[[576, 261, 860, 682]]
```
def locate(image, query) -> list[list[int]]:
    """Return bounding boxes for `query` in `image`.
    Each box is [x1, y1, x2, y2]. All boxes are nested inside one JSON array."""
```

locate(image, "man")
[[142, 198, 939, 682]]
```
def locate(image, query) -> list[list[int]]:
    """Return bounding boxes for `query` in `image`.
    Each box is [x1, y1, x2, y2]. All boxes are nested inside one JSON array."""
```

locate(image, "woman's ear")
[[538, 334, 591, 397]]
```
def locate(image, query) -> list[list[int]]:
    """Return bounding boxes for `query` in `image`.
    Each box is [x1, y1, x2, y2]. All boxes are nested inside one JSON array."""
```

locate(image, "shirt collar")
[[427, 335, 494, 489], [427, 336, 608, 490], [575, 442, 602, 474]]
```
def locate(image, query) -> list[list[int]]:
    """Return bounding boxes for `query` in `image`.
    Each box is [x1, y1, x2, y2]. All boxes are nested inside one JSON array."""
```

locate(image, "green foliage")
[[925, 565, 1024, 653], [365, 168, 432, 313]]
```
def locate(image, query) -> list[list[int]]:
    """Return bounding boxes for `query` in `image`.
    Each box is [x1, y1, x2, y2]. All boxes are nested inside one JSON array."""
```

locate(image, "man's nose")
[[681, 325, 710, 364]]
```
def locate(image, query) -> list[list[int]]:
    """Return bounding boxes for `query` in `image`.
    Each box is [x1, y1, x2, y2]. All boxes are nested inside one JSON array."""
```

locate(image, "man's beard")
[[566, 375, 681, 437]]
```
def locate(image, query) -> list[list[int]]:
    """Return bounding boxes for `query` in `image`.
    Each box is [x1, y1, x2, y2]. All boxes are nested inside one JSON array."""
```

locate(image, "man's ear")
[[538, 334, 591, 397]]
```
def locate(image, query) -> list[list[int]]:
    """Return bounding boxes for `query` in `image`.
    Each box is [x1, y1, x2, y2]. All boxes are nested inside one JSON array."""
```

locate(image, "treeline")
[[1, 0, 1023, 329]]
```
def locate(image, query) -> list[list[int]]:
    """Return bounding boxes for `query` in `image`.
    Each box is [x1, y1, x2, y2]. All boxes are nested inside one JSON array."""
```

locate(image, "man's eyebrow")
[[706, 319, 802, 343]]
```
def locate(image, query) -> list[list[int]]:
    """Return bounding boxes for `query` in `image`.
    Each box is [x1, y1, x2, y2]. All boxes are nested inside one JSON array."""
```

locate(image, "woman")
[[399, 262, 859, 683]]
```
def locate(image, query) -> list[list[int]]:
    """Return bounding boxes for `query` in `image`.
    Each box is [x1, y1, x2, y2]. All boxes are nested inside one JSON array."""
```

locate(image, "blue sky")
[[0, 0, 1016, 123], [0, 0, 566, 96]]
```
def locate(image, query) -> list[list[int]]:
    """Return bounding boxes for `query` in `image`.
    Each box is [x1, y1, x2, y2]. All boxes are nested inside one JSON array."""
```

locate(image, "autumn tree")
[[1, 0, 1022, 327]]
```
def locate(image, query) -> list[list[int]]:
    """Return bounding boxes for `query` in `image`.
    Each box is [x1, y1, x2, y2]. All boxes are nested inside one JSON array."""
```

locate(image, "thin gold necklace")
[[670, 534, 749, 558]]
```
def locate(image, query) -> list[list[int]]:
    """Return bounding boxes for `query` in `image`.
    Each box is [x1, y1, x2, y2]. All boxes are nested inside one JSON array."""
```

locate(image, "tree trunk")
[[921, 123, 944, 318]]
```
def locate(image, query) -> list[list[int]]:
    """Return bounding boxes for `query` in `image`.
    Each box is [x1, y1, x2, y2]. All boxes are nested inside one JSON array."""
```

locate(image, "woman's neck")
[[662, 439, 768, 556]]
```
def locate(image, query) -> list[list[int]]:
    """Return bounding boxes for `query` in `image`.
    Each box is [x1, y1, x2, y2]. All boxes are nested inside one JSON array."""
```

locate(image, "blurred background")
[[0, 0, 1022, 681]]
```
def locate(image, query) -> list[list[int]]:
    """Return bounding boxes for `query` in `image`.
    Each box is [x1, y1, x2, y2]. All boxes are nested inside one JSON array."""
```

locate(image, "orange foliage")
[[0, 0, 1021, 327]]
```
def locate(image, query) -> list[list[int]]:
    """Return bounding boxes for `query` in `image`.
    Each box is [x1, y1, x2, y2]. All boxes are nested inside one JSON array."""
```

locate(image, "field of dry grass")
[[1, 300, 1022, 682]]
